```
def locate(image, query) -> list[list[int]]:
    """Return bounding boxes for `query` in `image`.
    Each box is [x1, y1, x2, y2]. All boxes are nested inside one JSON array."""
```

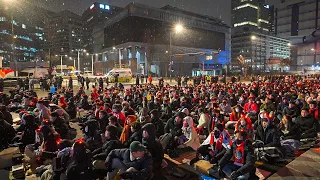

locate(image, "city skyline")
[[30, 0, 232, 25]]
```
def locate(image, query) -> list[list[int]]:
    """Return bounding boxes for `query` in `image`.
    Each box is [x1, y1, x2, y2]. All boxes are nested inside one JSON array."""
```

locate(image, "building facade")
[[45, 10, 83, 55], [0, 4, 50, 69], [92, 3, 231, 76], [274, 0, 320, 71], [82, 2, 123, 54], [231, 0, 292, 73], [231, 32, 291, 73], [232, 0, 274, 34]]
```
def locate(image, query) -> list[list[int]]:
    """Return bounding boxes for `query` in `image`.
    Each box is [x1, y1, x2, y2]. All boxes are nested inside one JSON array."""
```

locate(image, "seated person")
[[14, 113, 38, 149], [142, 123, 164, 179], [0, 112, 15, 151], [208, 109, 225, 133], [126, 122, 142, 146], [108, 116, 123, 137], [253, 118, 281, 162], [279, 115, 301, 155], [295, 108, 318, 139], [104, 141, 153, 180], [196, 108, 210, 133], [51, 112, 69, 139], [61, 139, 94, 180], [177, 116, 201, 151], [190, 123, 231, 165], [161, 112, 185, 156], [92, 126, 123, 169], [83, 120, 102, 152], [120, 115, 137, 144], [211, 131, 254, 180], [235, 117, 253, 140], [225, 105, 244, 129]]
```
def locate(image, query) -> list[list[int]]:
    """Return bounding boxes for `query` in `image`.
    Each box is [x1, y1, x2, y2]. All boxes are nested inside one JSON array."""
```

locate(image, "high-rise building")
[[232, 0, 274, 34], [231, 0, 291, 73], [45, 10, 83, 55], [92, 3, 231, 76], [0, 4, 52, 68], [273, 0, 320, 71], [82, 2, 123, 54]]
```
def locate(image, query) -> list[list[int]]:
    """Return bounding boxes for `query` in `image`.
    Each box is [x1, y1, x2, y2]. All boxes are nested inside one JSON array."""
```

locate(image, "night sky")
[[30, 0, 231, 25]]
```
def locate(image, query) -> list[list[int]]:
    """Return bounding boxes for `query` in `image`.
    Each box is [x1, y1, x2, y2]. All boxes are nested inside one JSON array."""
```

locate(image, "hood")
[[150, 109, 159, 119], [181, 108, 190, 116], [142, 123, 156, 140], [126, 115, 137, 126], [184, 116, 194, 127]]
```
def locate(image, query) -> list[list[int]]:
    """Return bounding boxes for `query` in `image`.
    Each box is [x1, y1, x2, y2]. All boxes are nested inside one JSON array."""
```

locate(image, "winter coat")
[[0, 120, 15, 151], [52, 118, 69, 139], [142, 123, 164, 178], [105, 149, 153, 180], [92, 137, 123, 160], [218, 140, 254, 176], [295, 114, 318, 138], [254, 124, 281, 147], [197, 113, 210, 129], [182, 117, 200, 150], [164, 117, 183, 137], [282, 106, 299, 118], [279, 120, 301, 140], [120, 115, 137, 143]]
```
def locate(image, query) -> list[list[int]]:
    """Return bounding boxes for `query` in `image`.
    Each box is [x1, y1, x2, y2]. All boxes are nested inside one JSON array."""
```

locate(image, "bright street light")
[[83, 49, 87, 53], [86, 53, 89, 56], [175, 24, 184, 33], [112, 47, 116, 50], [311, 48, 315, 51], [251, 35, 256, 40], [287, 43, 291, 46]]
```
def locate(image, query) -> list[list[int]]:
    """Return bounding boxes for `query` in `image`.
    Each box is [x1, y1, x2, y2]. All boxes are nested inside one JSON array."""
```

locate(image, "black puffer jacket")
[[150, 110, 164, 138], [142, 123, 164, 179], [295, 114, 318, 139], [255, 123, 281, 147], [92, 136, 123, 160], [105, 149, 153, 180], [164, 114, 184, 137], [280, 119, 301, 140]]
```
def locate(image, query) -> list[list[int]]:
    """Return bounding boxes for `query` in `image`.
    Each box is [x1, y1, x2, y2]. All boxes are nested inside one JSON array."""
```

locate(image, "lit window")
[[105, 5, 110, 10], [234, 3, 258, 10], [22, 24, 26, 29], [0, 17, 6, 21], [99, 4, 104, 9]]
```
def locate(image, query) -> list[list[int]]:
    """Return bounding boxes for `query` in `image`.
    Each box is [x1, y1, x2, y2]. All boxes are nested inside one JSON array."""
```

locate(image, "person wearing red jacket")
[[244, 97, 258, 114], [225, 105, 245, 129]]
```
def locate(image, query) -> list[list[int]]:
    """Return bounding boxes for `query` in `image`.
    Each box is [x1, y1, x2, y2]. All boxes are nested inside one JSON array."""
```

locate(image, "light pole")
[[169, 24, 184, 81], [86, 53, 95, 76], [72, 49, 86, 72], [56, 54, 67, 75], [251, 35, 256, 74]]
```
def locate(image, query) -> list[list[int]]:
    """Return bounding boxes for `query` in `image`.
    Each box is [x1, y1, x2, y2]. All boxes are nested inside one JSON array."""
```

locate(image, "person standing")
[[85, 77, 90, 90], [136, 75, 140, 86], [68, 76, 73, 89]]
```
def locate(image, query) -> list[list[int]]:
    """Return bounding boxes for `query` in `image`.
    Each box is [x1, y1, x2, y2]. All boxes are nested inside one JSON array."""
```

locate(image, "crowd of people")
[[0, 74, 319, 180]]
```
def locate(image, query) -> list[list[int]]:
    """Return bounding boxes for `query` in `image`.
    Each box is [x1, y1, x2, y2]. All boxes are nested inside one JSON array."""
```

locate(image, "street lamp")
[[169, 23, 184, 80], [251, 35, 256, 40], [86, 53, 95, 76], [72, 49, 86, 72], [56, 54, 68, 75]]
